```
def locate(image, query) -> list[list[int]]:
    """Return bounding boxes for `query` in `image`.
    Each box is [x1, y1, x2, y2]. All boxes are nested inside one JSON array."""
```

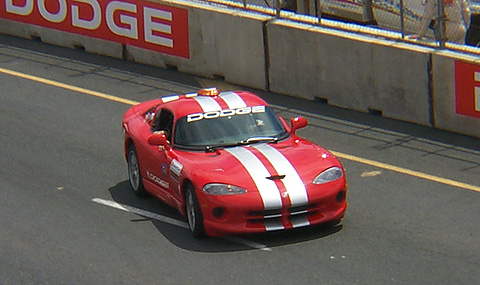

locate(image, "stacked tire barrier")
[[1, 0, 480, 138]]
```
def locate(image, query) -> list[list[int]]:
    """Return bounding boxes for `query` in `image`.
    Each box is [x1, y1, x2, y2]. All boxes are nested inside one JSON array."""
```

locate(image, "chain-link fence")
[[197, 0, 480, 48]]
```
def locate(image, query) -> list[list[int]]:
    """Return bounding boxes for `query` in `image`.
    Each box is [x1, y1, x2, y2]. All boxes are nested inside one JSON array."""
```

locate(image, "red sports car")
[[122, 88, 347, 237]]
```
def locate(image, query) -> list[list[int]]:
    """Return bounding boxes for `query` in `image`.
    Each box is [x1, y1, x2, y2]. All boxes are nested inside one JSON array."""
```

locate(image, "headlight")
[[203, 183, 247, 195], [313, 167, 344, 184]]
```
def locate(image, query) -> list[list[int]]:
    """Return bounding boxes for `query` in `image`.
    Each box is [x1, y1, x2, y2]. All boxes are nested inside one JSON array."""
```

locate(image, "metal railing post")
[[400, 0, 405, 38], [316, 0, 322, 23], [363, 0, 374, 23], [437, 0, 446, 48], [275, 0, 281, 17]]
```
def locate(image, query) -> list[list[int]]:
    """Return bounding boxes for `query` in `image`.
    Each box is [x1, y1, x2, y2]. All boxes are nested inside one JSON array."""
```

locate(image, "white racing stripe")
[[225, 147, 283, 211], [254, 144, 309, 207], [219, 91, 247, 109], [254, 144, 310, 228], [91, 198, 271, 251], [290, 215, 311, 228], [193, 96, 222, 112], [264, 220, 285, 232], [161, 95, 179, 103]]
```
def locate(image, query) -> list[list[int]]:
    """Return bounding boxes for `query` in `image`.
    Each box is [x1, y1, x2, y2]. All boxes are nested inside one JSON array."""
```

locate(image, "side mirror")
[[290, 117, 307, 135], [148, 133, 169, 149]]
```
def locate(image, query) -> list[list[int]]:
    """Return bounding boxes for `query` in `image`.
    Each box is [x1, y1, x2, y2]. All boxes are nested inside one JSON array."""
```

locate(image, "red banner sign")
[[0, 0, 189, 58], [455, 61, 480, 119]]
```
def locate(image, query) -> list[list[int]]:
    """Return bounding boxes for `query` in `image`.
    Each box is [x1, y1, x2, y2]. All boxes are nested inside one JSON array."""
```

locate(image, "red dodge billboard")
[[455, 61, 480, 119], [1, 0, 189, 58]]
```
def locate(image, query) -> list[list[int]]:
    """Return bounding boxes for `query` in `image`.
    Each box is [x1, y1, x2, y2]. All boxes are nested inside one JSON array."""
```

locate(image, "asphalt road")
[[1, 34, 479, 284]]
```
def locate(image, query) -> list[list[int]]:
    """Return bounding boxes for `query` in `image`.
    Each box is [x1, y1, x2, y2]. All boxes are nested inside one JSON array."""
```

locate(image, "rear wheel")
[[185, 185, 205, 238], [128, 144, 146, 196]]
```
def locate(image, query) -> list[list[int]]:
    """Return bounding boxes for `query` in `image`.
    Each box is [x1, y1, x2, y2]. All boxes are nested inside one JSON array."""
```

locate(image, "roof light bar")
[[198, 87, 219, 96]]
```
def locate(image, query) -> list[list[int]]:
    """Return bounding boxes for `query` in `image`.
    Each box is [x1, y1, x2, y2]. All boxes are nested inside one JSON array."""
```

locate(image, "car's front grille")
[[288, 204, 311, 216], [247, 203, 319, 220], [248, 209, 282, 219]]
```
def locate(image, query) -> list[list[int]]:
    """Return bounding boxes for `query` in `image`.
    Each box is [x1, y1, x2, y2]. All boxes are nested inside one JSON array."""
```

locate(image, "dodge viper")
[[122, 88, 347, 237]]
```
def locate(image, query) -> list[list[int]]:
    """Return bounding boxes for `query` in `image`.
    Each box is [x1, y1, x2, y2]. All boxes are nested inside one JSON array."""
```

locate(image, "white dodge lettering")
[[38, 0, 67, 23], [203, 111, 221, 119], [6, 0, 34, 15], [144, 7, 173, 47], [72, 0, 101, 30], [220, 109, 236, 117], [5, 0, 176, 48], [186, 113, 203, 122], [187, 106, 266, 123], [106, 1, 138, 39], [147, 171, 169, 188]]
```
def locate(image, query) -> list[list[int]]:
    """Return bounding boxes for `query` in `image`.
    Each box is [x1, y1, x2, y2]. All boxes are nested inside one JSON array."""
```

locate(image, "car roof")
[[157, 88, 270, 119]]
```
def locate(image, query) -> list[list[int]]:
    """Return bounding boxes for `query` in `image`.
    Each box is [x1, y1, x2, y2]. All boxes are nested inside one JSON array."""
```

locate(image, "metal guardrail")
[[195, 0, 480, 53]]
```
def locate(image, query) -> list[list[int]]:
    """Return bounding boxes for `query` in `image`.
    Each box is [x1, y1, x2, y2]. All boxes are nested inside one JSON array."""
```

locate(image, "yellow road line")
[[0, 67, 139, 106], [332, 151, 480, 193], [1, 67, 479, 193]]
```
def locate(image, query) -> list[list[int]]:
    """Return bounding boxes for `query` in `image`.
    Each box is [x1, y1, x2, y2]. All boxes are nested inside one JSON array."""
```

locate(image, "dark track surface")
[[1, 34, 479, 284]]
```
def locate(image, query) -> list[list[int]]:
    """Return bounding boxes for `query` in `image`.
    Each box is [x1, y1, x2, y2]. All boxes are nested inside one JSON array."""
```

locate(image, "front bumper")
[[196, 180, 347, 237]]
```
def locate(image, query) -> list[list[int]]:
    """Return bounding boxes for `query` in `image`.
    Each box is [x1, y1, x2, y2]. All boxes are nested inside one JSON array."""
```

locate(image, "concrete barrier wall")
[[432, 52, 480, 138], [2, 1, 480, 138], [267, 20, 374, 111], [266, 19, 433, 126], [369, 43, 432, 125], [125, 2, 270, 90], [0, 19, 123, 58], [0, 0, 270, 91]]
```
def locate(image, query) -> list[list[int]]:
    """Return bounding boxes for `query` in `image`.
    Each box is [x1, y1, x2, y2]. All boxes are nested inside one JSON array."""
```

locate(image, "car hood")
[[176, 139, 343, 197]]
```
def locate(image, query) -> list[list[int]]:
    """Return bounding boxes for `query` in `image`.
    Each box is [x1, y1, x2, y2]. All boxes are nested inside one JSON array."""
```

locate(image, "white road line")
[[92, 198, 189, 228], [91, 198, 271, 251]]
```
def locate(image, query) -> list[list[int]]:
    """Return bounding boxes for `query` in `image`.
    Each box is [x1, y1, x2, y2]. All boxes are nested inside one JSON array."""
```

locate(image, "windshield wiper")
[[205, 137, 278, 153], [205, 142, 243, 152], [243, 136, 278, 144]]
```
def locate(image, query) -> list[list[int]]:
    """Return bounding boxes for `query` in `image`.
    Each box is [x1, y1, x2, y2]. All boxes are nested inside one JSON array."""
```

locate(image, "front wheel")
[[185, 185, 205, 238], [127, 144, 146, 196]]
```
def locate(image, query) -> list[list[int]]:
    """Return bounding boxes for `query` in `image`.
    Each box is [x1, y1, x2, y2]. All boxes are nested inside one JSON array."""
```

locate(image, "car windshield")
[[174, 106, 288, 150]]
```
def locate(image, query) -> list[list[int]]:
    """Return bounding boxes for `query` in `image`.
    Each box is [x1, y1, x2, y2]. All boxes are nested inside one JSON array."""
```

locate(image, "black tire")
[[127, 144, 146, 196], [185, 185, 205, 238]]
